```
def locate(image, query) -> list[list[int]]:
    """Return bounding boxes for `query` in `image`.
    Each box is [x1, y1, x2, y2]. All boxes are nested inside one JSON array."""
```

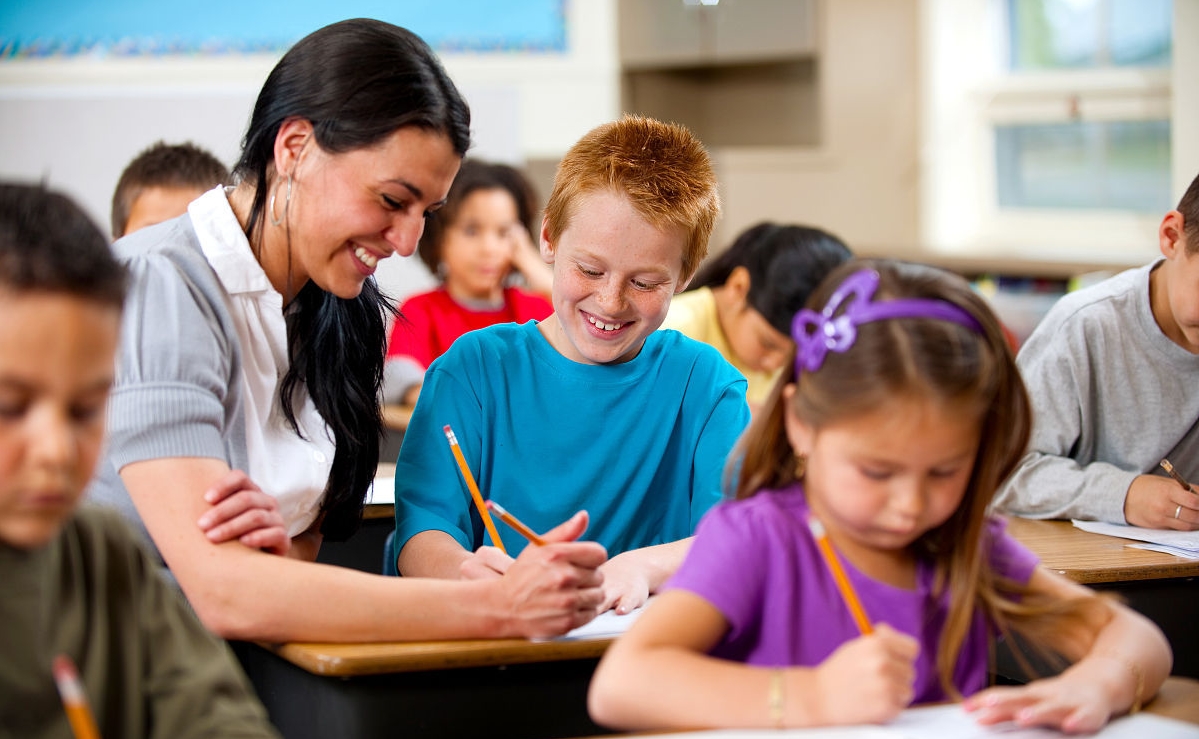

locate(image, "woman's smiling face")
[[268, 123, 461, 300], [537, 188, 688, 365]]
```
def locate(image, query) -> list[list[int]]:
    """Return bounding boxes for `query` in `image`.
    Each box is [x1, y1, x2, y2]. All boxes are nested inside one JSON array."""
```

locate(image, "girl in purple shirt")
[[589, 259, 1172, 733]]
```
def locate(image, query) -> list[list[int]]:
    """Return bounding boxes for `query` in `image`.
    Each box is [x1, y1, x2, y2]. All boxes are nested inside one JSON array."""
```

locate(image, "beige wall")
[[709, 0, 920, 255]]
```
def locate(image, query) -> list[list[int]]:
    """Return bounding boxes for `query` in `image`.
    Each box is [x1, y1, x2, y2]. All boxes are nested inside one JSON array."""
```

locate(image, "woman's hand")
[[492, 511, 609, 638], [811, 624, 918, 725], [964, 674, 1114, 734], [196, 469, 291, 556]]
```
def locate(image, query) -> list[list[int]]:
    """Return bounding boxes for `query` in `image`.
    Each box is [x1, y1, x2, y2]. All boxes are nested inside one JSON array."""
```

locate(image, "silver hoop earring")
[[269, 174, 292, 227]]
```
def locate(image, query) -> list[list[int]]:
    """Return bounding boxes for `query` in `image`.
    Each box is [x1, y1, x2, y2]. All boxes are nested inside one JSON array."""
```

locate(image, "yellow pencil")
[[443, 424, 506, 554], [486, 500, 547, 547], [808, 517, 873, 635], [53, 654, 102, 739]]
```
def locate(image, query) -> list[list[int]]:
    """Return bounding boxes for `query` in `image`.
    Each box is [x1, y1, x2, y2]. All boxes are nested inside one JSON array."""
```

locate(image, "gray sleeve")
[[106, 247, 237, 471], [994, 318, 1134, 523]]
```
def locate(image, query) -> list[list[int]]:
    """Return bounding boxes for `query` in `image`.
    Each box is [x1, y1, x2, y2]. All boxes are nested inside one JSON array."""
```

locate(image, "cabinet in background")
[[618, 0, 821, 149]]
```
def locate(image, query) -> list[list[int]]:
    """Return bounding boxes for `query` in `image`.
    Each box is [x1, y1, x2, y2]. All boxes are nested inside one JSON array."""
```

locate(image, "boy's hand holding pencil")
[[441, 424, 609, 636]]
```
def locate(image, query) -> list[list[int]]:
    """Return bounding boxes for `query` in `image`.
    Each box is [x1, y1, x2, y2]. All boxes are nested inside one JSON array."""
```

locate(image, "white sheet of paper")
[[1128, 542, 1199, 559], [530, 602, 649, 643], [1071, 519, 1199, 554], [367, 476, 395, 505], [625, 705, 1199, 738]]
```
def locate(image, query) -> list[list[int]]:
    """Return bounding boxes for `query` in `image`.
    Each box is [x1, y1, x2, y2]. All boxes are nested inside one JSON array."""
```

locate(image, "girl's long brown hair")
[[730, 259, 1093, 697]]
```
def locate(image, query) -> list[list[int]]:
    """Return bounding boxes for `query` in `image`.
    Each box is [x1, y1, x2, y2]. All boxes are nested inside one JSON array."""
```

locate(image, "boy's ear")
[[273, 117, 314, 179], [539, 216, 556, 263]]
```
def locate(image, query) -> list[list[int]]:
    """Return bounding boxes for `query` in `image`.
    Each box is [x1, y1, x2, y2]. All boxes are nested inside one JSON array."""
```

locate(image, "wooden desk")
[[1007, 517, 1199, 584], [234, 636, 614, 739], [1006, 517, 1199, 679]]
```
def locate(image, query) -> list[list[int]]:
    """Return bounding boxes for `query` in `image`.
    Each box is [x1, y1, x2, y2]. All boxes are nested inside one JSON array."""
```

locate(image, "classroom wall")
[[0, 0, 620, 302], [708, 0, 921, 255]]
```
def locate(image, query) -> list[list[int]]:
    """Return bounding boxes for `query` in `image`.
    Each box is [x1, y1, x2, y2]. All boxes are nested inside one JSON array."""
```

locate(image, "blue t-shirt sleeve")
[[393, 354, 486, 554], [665, 501, 767, 639]]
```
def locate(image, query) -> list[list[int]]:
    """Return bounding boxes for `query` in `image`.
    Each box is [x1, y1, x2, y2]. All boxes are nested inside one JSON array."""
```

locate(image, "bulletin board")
[[0, 0, 567, 58]]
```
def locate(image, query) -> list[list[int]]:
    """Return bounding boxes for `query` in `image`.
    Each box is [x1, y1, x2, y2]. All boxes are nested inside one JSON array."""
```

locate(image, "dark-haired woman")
[[88, 18, 605, 643]]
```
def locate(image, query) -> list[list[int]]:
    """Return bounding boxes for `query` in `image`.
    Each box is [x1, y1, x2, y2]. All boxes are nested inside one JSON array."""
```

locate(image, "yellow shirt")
[[661, 287, 780, 406]]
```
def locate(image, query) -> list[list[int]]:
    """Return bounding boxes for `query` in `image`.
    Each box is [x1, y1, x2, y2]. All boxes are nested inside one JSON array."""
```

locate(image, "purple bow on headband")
[[792, 269, 983, 374]]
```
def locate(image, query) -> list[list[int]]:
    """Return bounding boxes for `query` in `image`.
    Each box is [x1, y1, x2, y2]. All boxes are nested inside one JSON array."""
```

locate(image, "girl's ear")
[[539, 216, 556, 264], [273, 117, 314, 179], [781, 383, 813, 457], [726, 265, 752, 302]]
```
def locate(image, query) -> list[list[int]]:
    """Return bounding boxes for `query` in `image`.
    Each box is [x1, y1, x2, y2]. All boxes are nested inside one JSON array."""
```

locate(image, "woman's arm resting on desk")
[[122, 457, 609, 641], [598, 537, 694, 614], [964, 567, 1172, 733], [589, 590, 918, 731]]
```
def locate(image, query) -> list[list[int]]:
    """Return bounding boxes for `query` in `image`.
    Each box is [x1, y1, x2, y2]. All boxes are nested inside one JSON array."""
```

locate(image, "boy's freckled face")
[[538, 189, 687, 365], [0, 291, 119, 549]]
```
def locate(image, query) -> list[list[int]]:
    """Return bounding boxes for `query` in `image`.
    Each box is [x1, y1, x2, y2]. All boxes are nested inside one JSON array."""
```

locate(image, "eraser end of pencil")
[[52, 654, 74, 678], [442, 425, 451, 434], [807, 516, 826, 538]]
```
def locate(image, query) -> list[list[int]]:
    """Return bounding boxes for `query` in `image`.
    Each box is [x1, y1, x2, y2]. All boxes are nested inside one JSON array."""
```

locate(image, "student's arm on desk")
[[589, 590, 918, 731], [598, 537, 693, 614], [122, 457, 608, 642], [398, 529, 513, 580], [1125, 473, 1199, 531], [996, 451, 1138, 524], [964, 567, 1172, 733]]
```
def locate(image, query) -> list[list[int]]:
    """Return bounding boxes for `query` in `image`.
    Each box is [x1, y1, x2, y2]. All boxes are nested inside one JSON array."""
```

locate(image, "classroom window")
[[995, 0, 1172, 213], [922, 0, 1188, 261], [1006, 0, 1172, 70], [995, 120, 1172, 212]]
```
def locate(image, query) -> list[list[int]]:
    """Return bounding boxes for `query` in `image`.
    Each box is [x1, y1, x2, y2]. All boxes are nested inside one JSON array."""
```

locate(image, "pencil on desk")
[[1160, 459, 1193, 492], [53, 654, 101, 739], [808, 516, 873, 635], [486, 500, 547, 547], [443, 424, 506, 554]]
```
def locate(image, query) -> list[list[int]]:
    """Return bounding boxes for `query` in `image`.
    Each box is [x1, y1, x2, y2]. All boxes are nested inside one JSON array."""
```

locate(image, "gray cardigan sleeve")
[[106, 224, 240, 471]]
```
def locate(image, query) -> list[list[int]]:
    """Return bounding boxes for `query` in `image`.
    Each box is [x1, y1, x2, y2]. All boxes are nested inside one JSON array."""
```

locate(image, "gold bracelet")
[[768, 669, 785, 728], [1095, 652, 1145, 715]]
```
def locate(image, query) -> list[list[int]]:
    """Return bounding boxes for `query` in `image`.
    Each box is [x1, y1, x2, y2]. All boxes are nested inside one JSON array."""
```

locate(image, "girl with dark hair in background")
[[662, 222, 852, 413]]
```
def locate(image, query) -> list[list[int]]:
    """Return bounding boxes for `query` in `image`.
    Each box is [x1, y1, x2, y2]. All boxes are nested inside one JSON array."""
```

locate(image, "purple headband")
[[792, 269, 984, 374]]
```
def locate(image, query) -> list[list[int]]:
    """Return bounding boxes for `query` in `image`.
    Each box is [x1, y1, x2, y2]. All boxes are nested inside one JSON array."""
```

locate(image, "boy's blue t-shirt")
[[393, 320, 750, 557]]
